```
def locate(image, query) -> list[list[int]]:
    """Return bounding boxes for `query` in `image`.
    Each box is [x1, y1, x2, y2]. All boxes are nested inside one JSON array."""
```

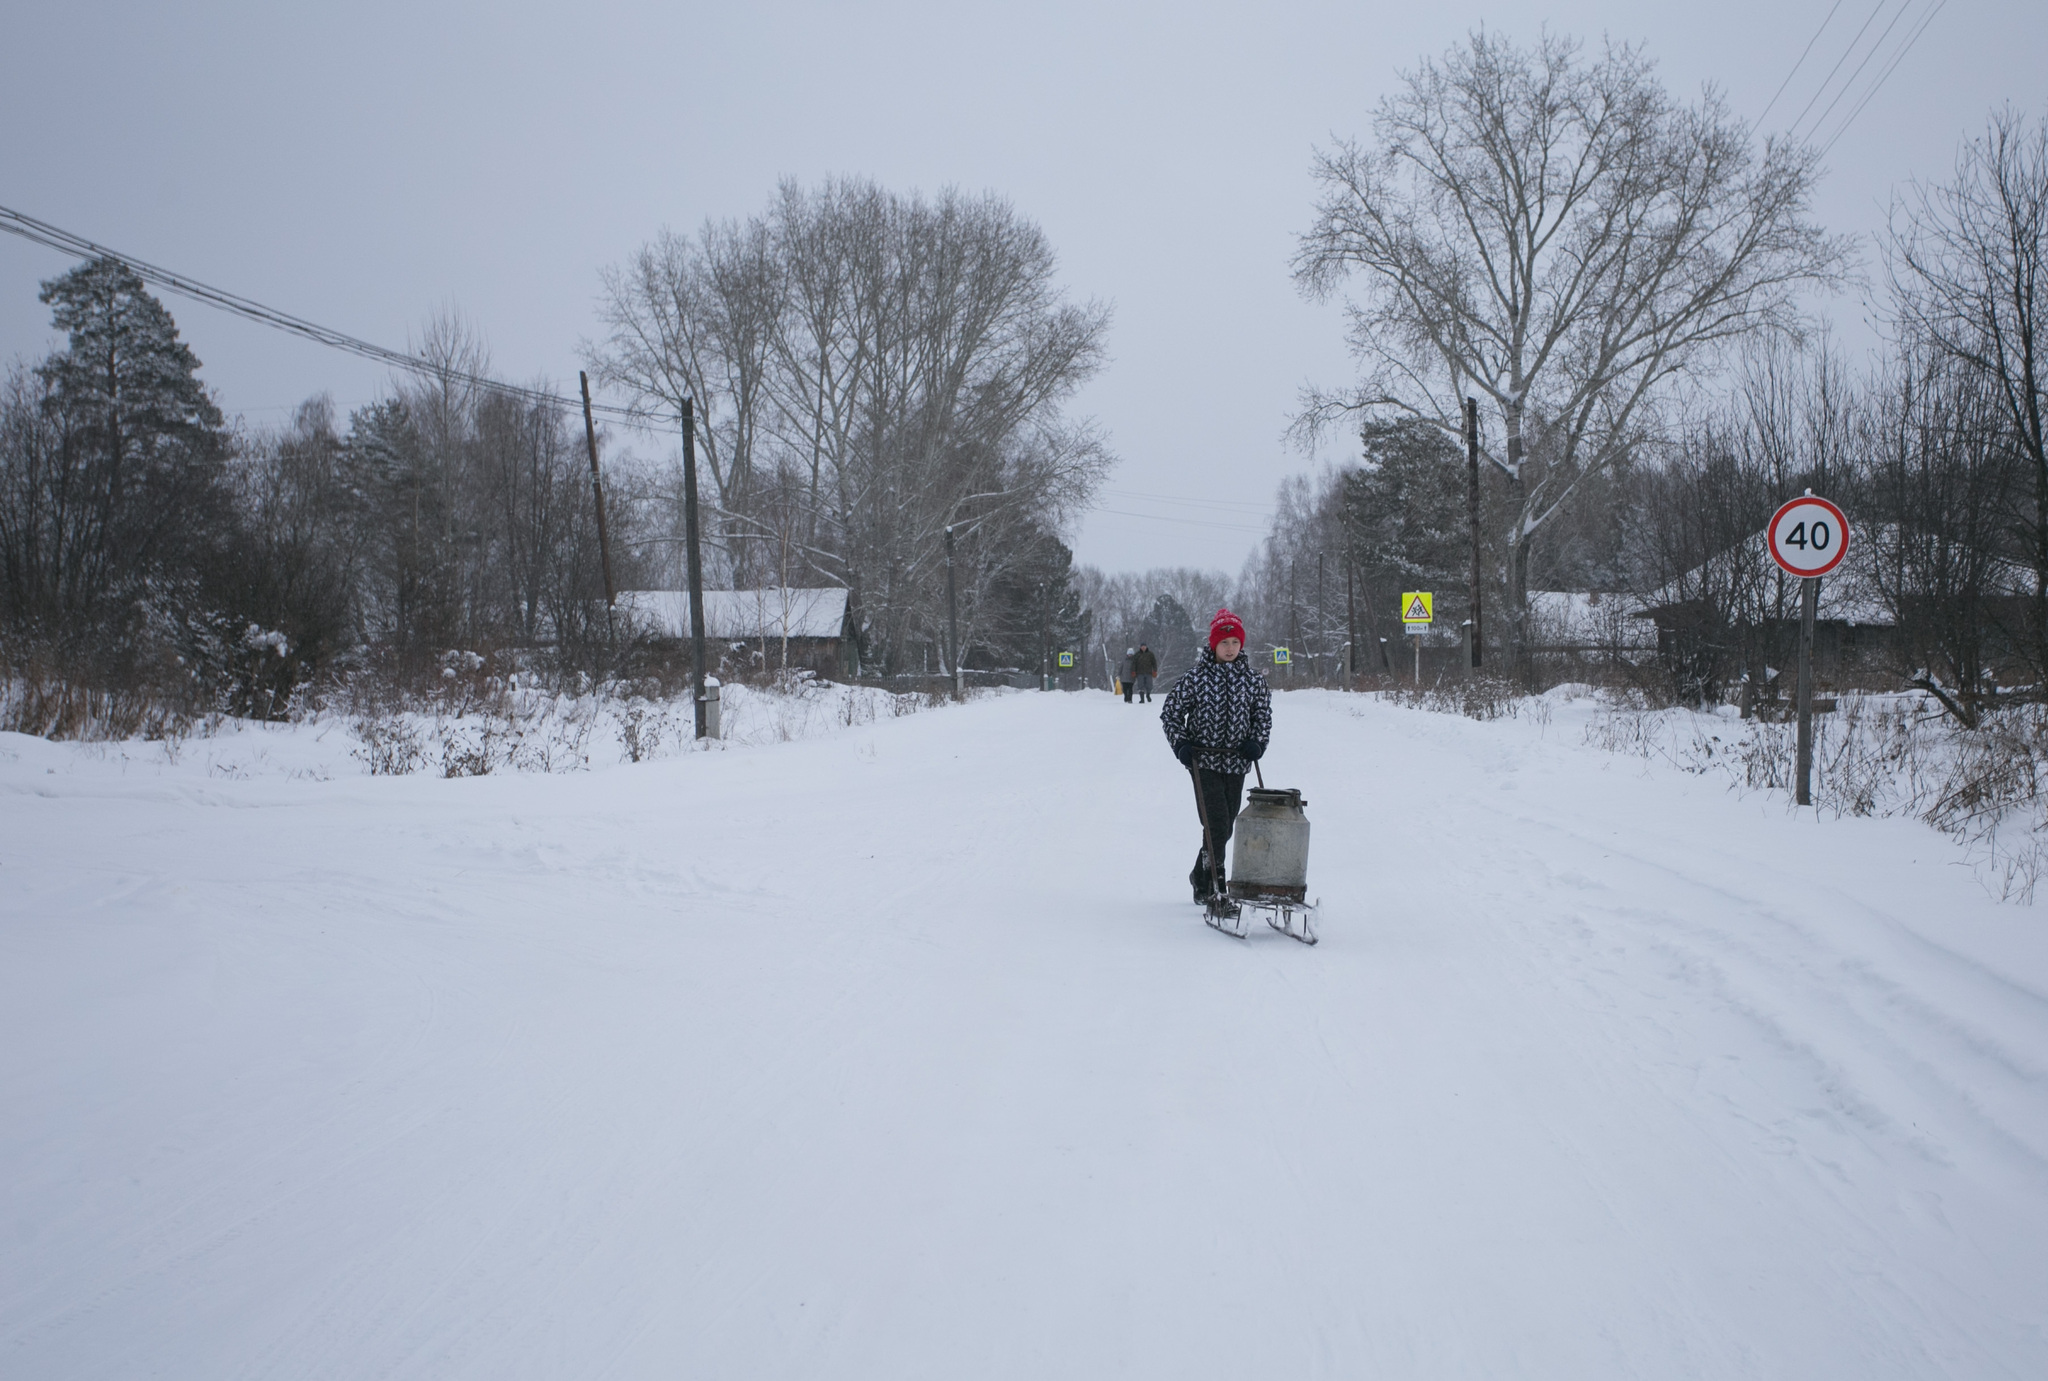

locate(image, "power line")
[[1757, 0, 1846, 128], [1102, 486, 1276, 515], [5, 203, 1264, 542], [1093, 507, 1270, 534], [1784, 0, 1893, 140], [0, 203, 643, 421], [1818, 0, 1948, 157], [1793, 0, 1920, 144]]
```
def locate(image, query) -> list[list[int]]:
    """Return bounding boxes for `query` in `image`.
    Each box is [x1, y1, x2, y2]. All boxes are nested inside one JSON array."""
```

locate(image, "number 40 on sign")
[[1767, 495, 1849, 578]]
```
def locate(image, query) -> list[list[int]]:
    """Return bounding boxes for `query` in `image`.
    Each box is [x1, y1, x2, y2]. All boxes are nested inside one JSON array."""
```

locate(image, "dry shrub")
[[1584, 691, 2048, 902], [1382, 673, 1529, 722]]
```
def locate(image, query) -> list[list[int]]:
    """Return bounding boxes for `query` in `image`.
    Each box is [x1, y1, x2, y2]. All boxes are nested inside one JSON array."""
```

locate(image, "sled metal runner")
[[1226, 883, 1319, 945], [1199, 886, 1319, 945], [1201, 890, 1250, 939]]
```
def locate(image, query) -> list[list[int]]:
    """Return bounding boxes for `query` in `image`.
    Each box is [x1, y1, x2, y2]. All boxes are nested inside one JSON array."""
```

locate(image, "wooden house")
[[617, 588, 856, 678]]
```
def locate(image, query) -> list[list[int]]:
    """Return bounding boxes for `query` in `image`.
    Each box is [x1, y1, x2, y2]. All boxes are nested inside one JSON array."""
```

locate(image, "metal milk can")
[[1228, 787, 1311, 901]]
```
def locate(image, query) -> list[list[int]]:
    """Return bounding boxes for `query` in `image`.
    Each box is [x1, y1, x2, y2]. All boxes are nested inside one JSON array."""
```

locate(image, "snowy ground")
[[3, 688, 2046, 1378]]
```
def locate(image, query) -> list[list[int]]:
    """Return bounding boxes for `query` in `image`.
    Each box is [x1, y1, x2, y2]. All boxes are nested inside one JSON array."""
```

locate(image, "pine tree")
[[28, 257, 229, 645], [39, 258, 222, 451]]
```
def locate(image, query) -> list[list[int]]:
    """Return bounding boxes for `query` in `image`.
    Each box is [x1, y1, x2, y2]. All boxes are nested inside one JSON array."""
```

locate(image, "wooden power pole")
[[1315, 552, 1325, 684], [578, 373, 617, 640], [681, 398, 710, 738], [945, 525, 962, 701], [1466, 396, 1483, 669], [1345, 554, 1358, 687]]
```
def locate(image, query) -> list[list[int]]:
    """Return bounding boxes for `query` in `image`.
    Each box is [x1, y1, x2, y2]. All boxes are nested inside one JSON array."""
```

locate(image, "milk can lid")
[[1248, 787, 1305, 810]]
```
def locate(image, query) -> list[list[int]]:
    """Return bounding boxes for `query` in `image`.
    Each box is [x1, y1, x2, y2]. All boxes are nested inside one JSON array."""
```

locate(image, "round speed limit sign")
[[1766, 494, 1850, 578]]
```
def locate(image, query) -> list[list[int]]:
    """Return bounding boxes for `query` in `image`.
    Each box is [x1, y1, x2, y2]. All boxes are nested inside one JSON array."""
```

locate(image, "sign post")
[[1765, 493, 1850, 807], [1401, 591, 1433, 685]]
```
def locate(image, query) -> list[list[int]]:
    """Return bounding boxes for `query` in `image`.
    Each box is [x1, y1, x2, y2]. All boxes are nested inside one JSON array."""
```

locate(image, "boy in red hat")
[[1159, 608, 1273, 902]]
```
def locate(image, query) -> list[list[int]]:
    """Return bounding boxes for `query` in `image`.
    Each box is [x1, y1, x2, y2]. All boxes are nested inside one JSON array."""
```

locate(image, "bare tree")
[[593, 178, 1114, 676], [1890, 107, 2048, 679], [1294, 29, 1849, 681], [594, 219, 781, 585], [1864, 341, 2025, 724]]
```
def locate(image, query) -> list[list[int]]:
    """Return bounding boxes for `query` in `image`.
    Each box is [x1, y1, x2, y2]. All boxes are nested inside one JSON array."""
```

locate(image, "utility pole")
[[945, 525, 962, 701], [1040, 583, 1051, 691], [1465, 396, 1483, 670], [1345, 555, 1358, 687], [579, 373, 616, 641], [681, 398, 710, 738], [1288, 558, 1298, 682], [1315, 552, 1325, 685]]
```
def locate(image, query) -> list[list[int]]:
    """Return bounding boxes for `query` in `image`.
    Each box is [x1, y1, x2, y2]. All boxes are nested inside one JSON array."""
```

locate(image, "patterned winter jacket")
[[1159, 648, 1273, 774]]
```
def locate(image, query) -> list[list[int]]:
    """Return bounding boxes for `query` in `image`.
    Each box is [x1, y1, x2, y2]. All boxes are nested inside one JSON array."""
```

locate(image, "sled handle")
[[1189, 763, 1227, 904]]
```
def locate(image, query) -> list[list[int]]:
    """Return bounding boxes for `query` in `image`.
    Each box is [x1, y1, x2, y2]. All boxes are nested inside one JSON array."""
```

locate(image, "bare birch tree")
[[1293, 29, 1848, 681]]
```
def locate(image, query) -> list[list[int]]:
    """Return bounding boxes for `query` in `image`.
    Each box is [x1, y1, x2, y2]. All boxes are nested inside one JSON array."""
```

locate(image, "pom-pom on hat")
[[1208, 607, 1246, 650]]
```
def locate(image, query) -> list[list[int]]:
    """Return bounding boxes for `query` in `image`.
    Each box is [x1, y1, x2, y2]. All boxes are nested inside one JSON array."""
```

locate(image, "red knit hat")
[[1208, 607, 1246, 650]]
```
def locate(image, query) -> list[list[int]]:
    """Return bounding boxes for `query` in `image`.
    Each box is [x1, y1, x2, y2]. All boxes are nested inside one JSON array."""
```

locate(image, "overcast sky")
[[4, 0, 2042, 576]]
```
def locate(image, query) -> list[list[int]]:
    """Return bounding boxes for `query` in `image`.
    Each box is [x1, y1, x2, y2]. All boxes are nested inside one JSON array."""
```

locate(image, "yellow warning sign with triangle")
[[1400, 591, 1434, 624]]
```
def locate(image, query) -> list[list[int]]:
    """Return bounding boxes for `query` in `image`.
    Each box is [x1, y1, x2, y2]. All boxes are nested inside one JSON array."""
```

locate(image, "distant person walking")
[[1131, 643, 1158, 703], [1160, 609, 1271, 902], [1120, 648, 1138, 703]]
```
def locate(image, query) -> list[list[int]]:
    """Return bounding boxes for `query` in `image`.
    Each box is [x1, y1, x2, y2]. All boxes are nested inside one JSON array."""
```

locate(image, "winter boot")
[[1189, 852, 1212, 903]]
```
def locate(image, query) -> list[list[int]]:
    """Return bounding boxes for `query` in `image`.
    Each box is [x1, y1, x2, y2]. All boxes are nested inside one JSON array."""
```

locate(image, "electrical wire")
[[1817, 0, 1948, 157], [1092, 508, 1270, 534], [3, 202, 1284, 539], [1102, 486, 1276, 514], [1757, 0, 1846, 128], [1792, 0, 1920, 145], [0, 203, 643, 421], [1783, 0, 1894, 139]]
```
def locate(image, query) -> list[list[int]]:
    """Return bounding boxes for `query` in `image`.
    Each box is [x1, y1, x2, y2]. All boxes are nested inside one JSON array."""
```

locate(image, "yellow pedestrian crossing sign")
[[1057, 651, 1074, 668], [1401, 591, 1433, 624]]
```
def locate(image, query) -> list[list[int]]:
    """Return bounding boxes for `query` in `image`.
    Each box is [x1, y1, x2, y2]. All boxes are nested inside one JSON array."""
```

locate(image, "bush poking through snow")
[[351, 714, 428, 776], [1582, 692, 2048, 901], [1382, 674, 1529, 723], [329, 671, 958, 777]]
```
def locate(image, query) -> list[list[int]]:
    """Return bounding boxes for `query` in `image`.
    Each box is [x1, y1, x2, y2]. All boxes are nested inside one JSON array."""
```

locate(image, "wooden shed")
[[617, 588, 856, 677]]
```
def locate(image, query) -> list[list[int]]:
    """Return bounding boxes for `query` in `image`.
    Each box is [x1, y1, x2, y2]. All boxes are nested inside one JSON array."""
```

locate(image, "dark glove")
[[1173, 738, 1198, 767], [1238, 738, 1267, 762]]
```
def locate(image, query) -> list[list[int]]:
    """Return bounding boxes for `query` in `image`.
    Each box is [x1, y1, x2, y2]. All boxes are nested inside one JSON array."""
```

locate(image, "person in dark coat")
[[1131, 643, 1158, 703], [1159, 608, 1272, 902], [1120, 647, 1137, 702]]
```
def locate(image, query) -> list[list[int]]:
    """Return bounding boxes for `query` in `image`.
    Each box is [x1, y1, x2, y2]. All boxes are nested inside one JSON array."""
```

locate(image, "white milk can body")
[[1229, 787, 1311, 901]]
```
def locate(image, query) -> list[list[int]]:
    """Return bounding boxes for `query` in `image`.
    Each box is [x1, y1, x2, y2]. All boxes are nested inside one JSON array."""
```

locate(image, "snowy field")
[[4, 688, 2046, 1378]]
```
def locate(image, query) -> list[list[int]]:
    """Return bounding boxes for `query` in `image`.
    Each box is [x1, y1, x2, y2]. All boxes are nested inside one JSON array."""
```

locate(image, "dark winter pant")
[[1135, 674, 1154, 702], [1124, 679, 1135, 703], [1189, 767, 1246, 893]]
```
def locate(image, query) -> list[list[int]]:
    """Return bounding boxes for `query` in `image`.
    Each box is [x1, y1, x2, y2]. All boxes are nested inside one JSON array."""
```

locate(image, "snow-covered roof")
[[1633, 530, 1892, 625], [1625, 521, 2036, 628], [1526, 590, 1660, 649], [617, 588, 850, 641]]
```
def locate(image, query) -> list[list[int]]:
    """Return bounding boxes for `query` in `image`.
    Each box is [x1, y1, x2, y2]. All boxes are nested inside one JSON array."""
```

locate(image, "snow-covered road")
[[4, 690, 2046, 1378]]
